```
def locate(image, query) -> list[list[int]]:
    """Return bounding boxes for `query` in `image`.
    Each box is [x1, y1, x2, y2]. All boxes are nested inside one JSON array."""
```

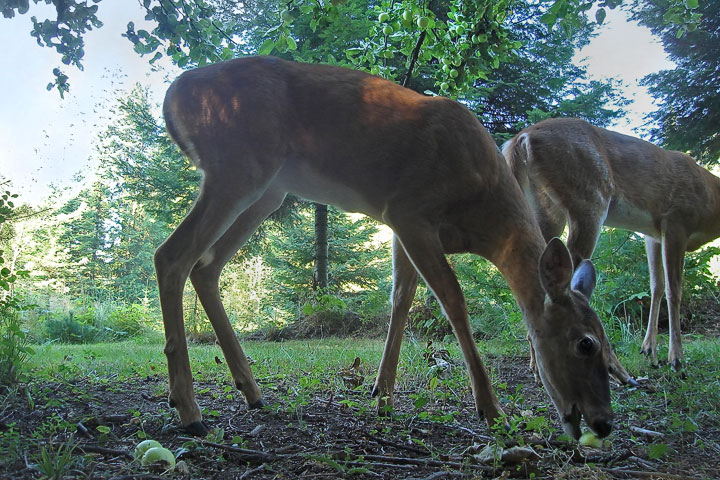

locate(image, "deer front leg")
[[642, 237, 664, 367], [661, 231, 687, 370], [567, 211, 636, 385], [372, 235, 419, 414], [393, 225, 503, 428], [190, 189, 286, 426]]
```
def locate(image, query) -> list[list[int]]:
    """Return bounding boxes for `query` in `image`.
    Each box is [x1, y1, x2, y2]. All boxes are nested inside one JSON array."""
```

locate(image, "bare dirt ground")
[[2, 348, 719, 480]]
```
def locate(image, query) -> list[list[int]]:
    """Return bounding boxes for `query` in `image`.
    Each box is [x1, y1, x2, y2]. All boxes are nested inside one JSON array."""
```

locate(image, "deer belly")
[[276, 161, 381, 220], [606, 197, 659, 237]]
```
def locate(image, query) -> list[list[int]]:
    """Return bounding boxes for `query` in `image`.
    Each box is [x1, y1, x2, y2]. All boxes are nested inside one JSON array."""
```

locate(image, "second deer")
[[504, 117, 720, 370]]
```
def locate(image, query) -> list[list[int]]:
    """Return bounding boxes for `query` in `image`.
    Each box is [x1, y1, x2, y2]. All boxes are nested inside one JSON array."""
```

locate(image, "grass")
[[5, 332, 720, 479]]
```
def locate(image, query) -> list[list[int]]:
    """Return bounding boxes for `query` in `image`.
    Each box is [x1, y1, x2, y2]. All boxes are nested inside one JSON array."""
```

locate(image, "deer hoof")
[[249, 398, 267, 409], [184, 420, 210, 437], [625, 376, 640, 388], [670, 359, 683, 372]]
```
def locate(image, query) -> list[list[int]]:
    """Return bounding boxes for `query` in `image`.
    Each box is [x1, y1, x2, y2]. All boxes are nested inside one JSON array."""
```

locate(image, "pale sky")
[[0, 4, 673, 207]]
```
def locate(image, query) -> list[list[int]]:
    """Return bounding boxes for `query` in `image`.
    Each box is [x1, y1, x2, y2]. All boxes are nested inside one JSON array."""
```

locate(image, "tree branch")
[[402, 30, 426, 88]]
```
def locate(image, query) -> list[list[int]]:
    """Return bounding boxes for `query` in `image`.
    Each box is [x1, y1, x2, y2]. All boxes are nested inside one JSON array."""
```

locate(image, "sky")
[[0, 4, 674, 207]]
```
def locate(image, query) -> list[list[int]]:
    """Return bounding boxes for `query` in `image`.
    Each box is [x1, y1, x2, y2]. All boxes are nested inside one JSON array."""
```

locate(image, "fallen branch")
[[360, 454, 492, 472], [79, 444, 133, 460], [177, 436, 282, 462], [600, 467, 699, 480]]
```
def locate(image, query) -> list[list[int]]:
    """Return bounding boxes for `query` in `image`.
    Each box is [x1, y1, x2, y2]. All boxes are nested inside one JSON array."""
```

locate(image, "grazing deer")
[[504, 117, 720, 370], [157, 56, 614, 440]]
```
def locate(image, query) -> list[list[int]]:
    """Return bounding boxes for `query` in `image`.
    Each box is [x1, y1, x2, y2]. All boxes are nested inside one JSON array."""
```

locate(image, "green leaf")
[[595, 8, 606, 25], [258, 38, 275, 56], [683, 418, 698, 433], [540, 12, 557, 27], [413, 395, 429, 410], [648, 443, 669, 460]]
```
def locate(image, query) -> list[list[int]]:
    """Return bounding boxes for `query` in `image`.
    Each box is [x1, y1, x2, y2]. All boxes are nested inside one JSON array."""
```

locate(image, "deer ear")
[[539, 237, 573, 301], [571, 259, 596, 300]]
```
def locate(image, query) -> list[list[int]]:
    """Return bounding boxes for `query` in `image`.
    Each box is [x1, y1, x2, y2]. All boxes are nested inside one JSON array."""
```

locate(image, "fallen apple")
[[579, 431, 603, 448], [133, 439, 162, 460], [141, 446, 176, 471]]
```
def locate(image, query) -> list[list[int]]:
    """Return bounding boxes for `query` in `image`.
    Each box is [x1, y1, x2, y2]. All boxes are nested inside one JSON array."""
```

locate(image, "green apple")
[[141, 446, 176, 471], [378, 12, 390, 23], [134, 439, 162, 460], [383, 25, 394, 35], [579, 432, 603, 448], [417, 16, 430, 29], [402, 10, 412, 22], [449, 68, 459, 78]]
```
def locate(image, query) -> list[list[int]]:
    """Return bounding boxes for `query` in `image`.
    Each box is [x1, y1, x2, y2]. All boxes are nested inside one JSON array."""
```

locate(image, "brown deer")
[[156, 56, 614, 440], [503, 117, 720, 370]]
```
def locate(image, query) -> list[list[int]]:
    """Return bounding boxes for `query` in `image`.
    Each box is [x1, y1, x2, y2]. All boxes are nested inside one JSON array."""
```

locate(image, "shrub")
[[104, 303, 153, 338], [42, 311, 101, 344], [0, 307, 34, 387], [0, 190, 34, 386]]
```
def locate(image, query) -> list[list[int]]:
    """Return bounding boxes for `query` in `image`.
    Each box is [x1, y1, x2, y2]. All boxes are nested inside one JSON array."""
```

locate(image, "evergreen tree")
[[630, 0, 719, 163]]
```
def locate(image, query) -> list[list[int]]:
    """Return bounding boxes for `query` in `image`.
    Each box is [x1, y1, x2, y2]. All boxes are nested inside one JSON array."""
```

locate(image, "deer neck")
[[488, 229, 547, 336], [708, 171, 720, 237]]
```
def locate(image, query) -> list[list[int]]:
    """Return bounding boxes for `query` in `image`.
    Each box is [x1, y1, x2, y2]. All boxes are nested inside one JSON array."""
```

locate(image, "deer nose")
[[591, 418, 613, 438]]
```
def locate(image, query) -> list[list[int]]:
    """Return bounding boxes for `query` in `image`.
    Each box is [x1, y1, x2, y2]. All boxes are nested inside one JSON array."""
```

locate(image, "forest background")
[[0, 0, 718, 378]]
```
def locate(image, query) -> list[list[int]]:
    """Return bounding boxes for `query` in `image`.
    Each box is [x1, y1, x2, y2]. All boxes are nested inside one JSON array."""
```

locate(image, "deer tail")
[[502, 133, 531, 192]]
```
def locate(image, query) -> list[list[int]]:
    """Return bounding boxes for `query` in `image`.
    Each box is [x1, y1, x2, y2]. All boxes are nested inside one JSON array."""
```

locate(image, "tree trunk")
[[313, 203, 329, 291]]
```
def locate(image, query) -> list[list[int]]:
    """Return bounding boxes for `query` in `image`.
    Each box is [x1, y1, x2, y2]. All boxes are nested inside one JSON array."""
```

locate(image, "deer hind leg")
[[189, 189, 286, 422], [642, 237, 665, 367], [392, 222, 503, 429], [661, 230, 687, 370], [528, 188, 566, 243], [372, 234, 419, 414], [154, 169, 277, 434], [527, 335, 540, 384]]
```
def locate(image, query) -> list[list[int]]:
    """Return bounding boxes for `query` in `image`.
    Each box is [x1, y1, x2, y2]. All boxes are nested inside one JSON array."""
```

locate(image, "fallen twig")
[[238, 464, 266, 479], [108, 475, 167, 480], [371, 435, 430, 455], [629, 426, 665, 438], [407, 471, 470, 480]]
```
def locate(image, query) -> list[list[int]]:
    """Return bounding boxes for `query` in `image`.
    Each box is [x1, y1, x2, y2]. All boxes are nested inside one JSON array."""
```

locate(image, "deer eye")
[[578, 337, 595, 355]]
